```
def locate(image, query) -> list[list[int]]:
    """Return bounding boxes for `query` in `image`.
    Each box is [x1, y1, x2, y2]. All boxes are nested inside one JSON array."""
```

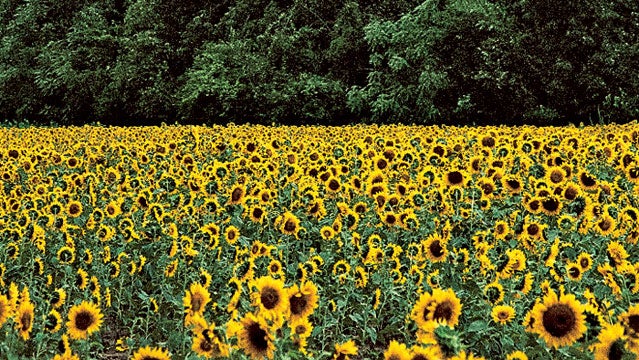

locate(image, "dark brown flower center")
[[191, 294, 203, 312], [447, 171, 463, 185], [433, 301, 454, 322], [542, 197, 559, 213], [550, 171, 564, 183], [542, 303, 576, 337], [290, 295, 308, 315], [627, 315, 639, 333], [231, 188, 242, 202], [564, 187, 578, 200], [580, 173, 596, 187], [69, 204, 81, 215], [580, 257, 590, 269], [21, 312, 32, 331], [260, 287, 280, 310], [429, 240, 444, 258], [284, 220, 296, 232], [75, 311, 94, 331], [527, 224, 539, 236], [248, 323, 268, 351], [328, 179, 340, 191]]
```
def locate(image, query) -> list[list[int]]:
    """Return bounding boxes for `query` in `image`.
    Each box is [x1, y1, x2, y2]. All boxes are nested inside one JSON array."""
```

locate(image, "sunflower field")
[[1, 124, 639, 360]]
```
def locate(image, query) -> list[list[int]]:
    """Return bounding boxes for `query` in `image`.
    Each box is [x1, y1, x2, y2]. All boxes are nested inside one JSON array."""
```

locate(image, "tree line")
[[1, 0, 637, 126]]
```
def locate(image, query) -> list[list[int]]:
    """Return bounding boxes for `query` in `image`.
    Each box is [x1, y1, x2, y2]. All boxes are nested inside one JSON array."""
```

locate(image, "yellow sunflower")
[[506, 351, 528, 360], [52, 350, 81, 360], [333, 339, 358, 360], [0, 294, 10, 327], [410, 345, 443, 360], [44, 309, 62, 333], [287, 281, 319, 322], [131, 346, 171, 360], [251, 276, 288, 321], [529, 288, 586, 349], [384, 340, 410, 360], [593, 323, 629, 360], [235, 312, 275, 360], [422, 234, 448, 263], [277, 211, 302, 238], [184, 282, 211, 316], [67, 301, 104, 340], [492, 305, 516, 325], [16, 299, 35, 340]]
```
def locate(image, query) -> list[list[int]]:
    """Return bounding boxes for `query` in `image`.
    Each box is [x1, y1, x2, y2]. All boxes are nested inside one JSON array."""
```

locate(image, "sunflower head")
[[530, 289, 586, 349], [131, 346, 171, 360], [67, 301, 104, 340]]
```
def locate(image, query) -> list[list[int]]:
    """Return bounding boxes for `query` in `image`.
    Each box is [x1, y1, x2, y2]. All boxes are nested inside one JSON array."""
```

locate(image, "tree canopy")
[[1, 0, 637, 126]]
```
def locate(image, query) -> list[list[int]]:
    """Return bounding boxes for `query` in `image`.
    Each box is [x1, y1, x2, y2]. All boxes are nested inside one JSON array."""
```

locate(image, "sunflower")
[[320, 226, 336, 240], [66, 200, 83, 218], [0, 294, 11, 327], [607, 241, 629, 267], [333, 339, 358, 360], [287, 281, 319, 322], [7, 242, 19, 260], [192, 332, 229, 359], [428, 288, 462, 327], [503, 176, 523, 194], [422, 234, 447, 263], [593, 323, 629, 360], [165, 259, 179, 278], [67, 301, 104, 340], [52, 349, 81, 360], [184, 282, 211, 316], [410, 345, 442, 360], [529, 288, 586, 349], [566, 262, 583, 281], [325, 176, 342, 193], [492, 305, 516, 325], [546, 166, 567, 185], [57, 246, 75, 265], [484, 281, 505, 305], [131, 346, 171, 360], [228, 185, 245, 205], [190, 318, 229, 359], [277, 212, 301, 238], [384, 340, 410, 360], [372, 288, 382, 310], [354, 266, 368, 288], [576, 252, 593, 272], [444, 170, 466, 188], [16, 300, 35, 340], [595, 215, 616, 236], [45, 309, 62, 333], [578, 171, 598, 190], [506, 351, 528, 360], [235, 312, 275, 360], [250, 276, 288, 320], [541, 195, 562, 216]]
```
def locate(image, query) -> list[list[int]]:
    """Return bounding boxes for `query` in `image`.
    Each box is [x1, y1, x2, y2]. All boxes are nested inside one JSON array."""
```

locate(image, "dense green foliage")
[[1, 0, 637, 125]]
